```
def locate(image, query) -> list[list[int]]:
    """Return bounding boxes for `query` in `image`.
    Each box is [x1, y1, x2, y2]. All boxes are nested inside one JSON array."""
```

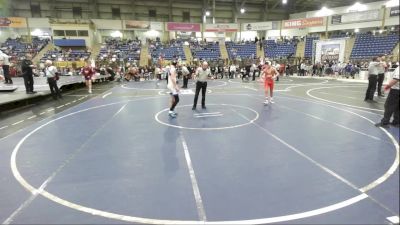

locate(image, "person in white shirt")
[[167, 61, 180, 118], [274, 62, 281, 81], [193, 61, 211, 110], [181, 64, 190, 89], [375, 65, 399, 127], [377, 56, 387, 97], [300, 62, 306, 76], [45, 60, 62, 100], [365, 57, 383, 101], [0, 50, 12, 84], [229, 64, 236, 79]]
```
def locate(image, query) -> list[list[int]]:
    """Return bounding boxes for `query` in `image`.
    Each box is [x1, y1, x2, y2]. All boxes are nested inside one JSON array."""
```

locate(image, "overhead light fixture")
[[282, 0, 287, 4], [240, 8, 245, 14], [316, 6, 334, 16], [110, 30, 122, 38], [355, 28, 360, 33], [205, 11, 210, 16], [379, 29, 384, 34], [31, 29, 43, 36], [386, 0, 399, 7], [347, 2, 367, 12]]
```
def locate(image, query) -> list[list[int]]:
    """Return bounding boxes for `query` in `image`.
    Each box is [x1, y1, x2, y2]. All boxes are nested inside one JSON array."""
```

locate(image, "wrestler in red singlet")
[[262, 62, 278, 104]]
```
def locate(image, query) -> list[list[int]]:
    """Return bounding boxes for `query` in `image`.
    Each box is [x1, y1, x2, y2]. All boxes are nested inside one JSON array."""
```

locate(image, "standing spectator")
[[251, 64, 256, 81], [365, 57, 382, 102], [300, 62, 306, 76], [81, 63, 95, 93], [377, 56, 387, 97], [375, 65, 399, 127], [229, 64, 236, 79], [0, 50, 12, 84], [274, 61, 281, 81], [243, 63, 251, 81], [21, 54, 36, 94], [181, 63, 190, 89], [45, 60, 62, 100]]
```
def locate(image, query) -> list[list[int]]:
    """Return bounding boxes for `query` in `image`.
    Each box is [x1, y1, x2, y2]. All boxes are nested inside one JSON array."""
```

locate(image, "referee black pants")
[[365, 75, 378, 101], [377, 73, 385, 96], [381, 89, 399, 124], [193, 81, 207, 108], [2, 65, 12, 84]]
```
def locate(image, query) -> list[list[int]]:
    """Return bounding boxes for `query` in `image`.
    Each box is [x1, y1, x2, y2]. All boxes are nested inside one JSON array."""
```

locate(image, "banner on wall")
[[125, 20, 150, 29], [332, 10, 380, 24], [166, 22, 201, 32], [49, 18, 90, 24], [390, 7, 400, 17], [283, 17, 324, 29], [241, 21, 277, 31], [92, 19, 122, 30], [150, 22, 163, 31], [124, 21, 163, 30], [315, 39, 346, 63], [331, 15, 342, 24], [204, 23, 238, 32], [0, 17, 27, 28], [321, 44, 340, 61]]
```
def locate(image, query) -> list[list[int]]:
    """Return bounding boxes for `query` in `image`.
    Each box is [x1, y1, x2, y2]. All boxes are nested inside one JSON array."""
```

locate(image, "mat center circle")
[[155, 104, 259, 130]]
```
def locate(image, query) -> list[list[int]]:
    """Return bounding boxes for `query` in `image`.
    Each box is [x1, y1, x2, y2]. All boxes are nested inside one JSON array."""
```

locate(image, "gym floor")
[[0, 77, 398, 225]]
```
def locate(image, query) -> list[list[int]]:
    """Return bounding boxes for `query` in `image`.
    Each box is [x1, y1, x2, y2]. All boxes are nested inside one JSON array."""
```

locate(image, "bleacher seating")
[[149, 41, 186, 60], [226, 41, 256, 60], [0, 37, 49, 61], [190, 42, 220, 60], [41, 49, 91, 62], [304, 36, 319, 58], [98, 39, 141, 62], [350, 33, 399, 59], [264, 39, 296, 59]]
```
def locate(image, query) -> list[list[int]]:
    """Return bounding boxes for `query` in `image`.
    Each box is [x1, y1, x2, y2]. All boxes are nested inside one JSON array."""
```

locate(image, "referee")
[[192, 61, 211, 110], [375, 65, 399, 127]]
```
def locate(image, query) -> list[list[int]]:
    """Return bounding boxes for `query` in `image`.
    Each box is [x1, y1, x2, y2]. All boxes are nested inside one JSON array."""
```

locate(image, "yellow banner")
[[55, 61, 86, 68], [0, 17, 27, 28]]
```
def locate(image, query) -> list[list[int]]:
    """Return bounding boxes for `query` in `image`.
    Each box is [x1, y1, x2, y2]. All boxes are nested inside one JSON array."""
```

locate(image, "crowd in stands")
[[149, 38, 186, 60], [190, 40, 221, 60], [41, 48, 91, 62], [0, 37, 49, 62], [226, 41, 256, 60], [264, 38, 298, 59], [97, 38, 141, 62], [351, 33, 398, 59]]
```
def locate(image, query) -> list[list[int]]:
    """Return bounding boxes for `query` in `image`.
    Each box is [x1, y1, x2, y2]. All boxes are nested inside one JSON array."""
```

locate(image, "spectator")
[[45, 60, 62, 100], [21, 54, 36, 94]]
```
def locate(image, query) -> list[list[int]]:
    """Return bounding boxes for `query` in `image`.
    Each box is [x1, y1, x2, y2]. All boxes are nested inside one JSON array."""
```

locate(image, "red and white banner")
[[166, 22, 201, 32], [283, 17, 324, 29], [204, 23, 239, 32]]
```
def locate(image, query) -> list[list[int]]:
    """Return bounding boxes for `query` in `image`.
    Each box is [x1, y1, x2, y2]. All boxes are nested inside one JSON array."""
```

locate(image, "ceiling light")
[[354, 28, 360, 33], [316, 6, 334, 16], [205, 11, 210, 16], [386, 0, 399, 7], [240, 8, 245, 13], [282, 0, 287, 4], [110, 30, 123, 38], [347, 2, 367, 12]]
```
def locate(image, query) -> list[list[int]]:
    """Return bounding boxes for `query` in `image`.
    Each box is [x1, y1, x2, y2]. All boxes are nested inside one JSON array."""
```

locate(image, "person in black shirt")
[[243, 64, 251, 81], [21, 54, 36, 94]]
